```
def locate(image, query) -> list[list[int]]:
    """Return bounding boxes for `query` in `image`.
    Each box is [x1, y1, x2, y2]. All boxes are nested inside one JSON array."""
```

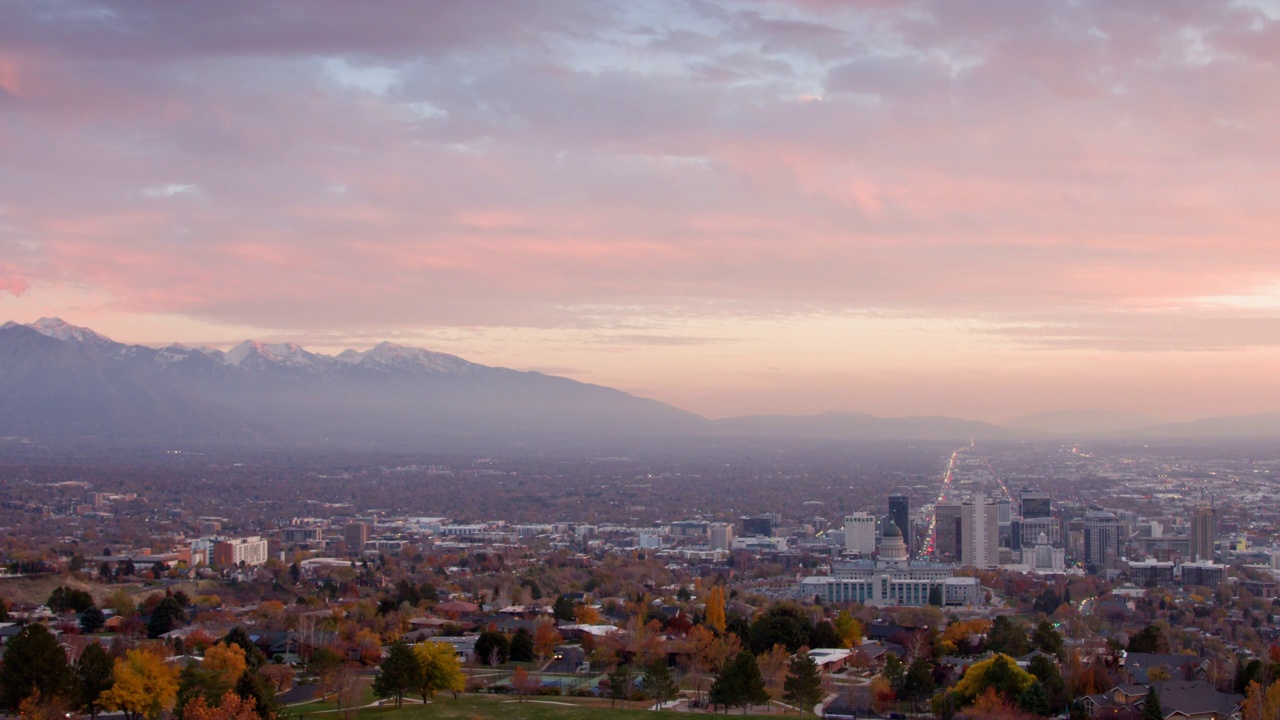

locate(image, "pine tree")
[[1142, 686, 1163, 720], [372, 641, 421, 709], [782, 653, 824, 714], [233, 670, 278, 720], [606, 664, 633, 708], [711, 650, 769, 712], [0, 623, 71, 709], [75, 642, 115, 719], [510, 627, 535, 662], [641, 661, 678, 708], [1018, 680, 1051, 716]]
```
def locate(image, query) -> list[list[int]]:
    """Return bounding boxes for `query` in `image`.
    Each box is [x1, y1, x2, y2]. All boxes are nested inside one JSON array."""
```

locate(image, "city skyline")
[[4, 2, 1280, 422]]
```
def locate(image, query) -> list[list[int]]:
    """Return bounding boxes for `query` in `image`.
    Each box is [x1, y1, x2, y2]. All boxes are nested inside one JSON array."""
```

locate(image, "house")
[[1122, 652, 1207, 684], [1081, 680, 1242, 720], [808, 648, 852, 673]]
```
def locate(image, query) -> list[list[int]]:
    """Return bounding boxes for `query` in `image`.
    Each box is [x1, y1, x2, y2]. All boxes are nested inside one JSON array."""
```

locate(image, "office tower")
[[709, 522, 734, 551], [1083, 511, 1122, 569], [888, 495, 911, 557], [742, 515, 773, 537], [959, 494, 999, 568], [844, 512, 877, 554], [1190, 506, 1216, 562], [344, 522, 369, 549], [935, 503, 963, 561], [1020, 490, 1051, 519]]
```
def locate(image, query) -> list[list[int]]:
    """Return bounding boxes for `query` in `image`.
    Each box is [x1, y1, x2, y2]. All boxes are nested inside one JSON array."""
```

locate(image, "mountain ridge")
[[3, 318, 1279, 446]]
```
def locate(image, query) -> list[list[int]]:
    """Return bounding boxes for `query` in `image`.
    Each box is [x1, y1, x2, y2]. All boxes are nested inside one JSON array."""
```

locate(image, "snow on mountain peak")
[[27, 317, 116, 345], [224, 340, 318, 368], [343, 341, 473, 372]]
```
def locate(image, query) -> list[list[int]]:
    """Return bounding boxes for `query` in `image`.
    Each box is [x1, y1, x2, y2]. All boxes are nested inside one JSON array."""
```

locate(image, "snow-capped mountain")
[[0, 318, 707, 445]]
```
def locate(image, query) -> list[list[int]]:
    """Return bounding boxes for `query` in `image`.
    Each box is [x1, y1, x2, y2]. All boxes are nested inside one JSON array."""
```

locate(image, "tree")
[[883, 654, 906, 696], [987, 616, 1030, 657], [705, 586, 727, 635], [928, 584, 943, 606], [411, 641, 465, 701], [1028, 655, 1067, 712], [1018, 680, 1051, 716], [372, 641, 420, 709], [1142, 685, 1163, 720], [533, 621, 562, 665], [810, 621, 842, 649], [204, 643, 249, 687], [1127, 624, 1169, 654], [81, 605, 107, 633], [552, 595, 576, 622], [0, 623, 71, 710], [221, 628, 265, 669], [641, 660, 678, 709], [606, 663, 632, 708], [1033, 589, 1062, 616], [944, 653, 1035, 709], [510, 627, 535, 662], [233, 670, 278, 720], [710, 650, 770, 712], [1031, 621, 1064, 659], [75, 642, 115, 719], [48, 586, 95, 613], [474, 629, 510, 666], [749, 604, 812, 653], [832, 611, 863, 649], [101, 649, 181, 720], [182, 692, 260, 720], [782, 652, 824, 714], [148, 596, 187, 639], [902, 658, 936, 707], [511, 666, 539, 702]]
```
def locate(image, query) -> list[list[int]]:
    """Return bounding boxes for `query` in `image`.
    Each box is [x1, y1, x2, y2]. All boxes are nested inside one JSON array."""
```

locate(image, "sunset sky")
[[3, 1, 1280, 421]]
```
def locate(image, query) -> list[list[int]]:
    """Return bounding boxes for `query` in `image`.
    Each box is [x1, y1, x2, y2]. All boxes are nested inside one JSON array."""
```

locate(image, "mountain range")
[[1, 318, 1278, 447]]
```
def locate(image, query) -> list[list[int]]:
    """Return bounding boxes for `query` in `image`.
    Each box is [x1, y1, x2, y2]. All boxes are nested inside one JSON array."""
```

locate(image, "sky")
[[3, 1, 1280, 422]]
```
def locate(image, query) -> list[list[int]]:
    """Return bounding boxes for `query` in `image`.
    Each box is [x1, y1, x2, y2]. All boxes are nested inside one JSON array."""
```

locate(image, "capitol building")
[[800, 518, 983, 607]]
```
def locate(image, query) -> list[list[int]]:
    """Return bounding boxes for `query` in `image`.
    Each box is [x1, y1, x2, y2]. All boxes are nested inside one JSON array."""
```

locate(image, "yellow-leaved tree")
[[411, 642, 465, 702], [202, 643, 247, 687], [705, 585, 726, 635], [101, 649, 180, 720]]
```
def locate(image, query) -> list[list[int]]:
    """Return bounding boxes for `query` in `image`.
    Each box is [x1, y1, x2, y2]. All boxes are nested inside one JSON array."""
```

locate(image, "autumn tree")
[[75, 642, 115, 719], [0, 623, 71, 710], [511, 666, 539, 702], [705, 585, 726, 635], [101, 648, 181, 720], [533, 621, 562, 665], [833, 611, 863, 649], [182, 692, 260, 720], [411, 641, 465, 702]]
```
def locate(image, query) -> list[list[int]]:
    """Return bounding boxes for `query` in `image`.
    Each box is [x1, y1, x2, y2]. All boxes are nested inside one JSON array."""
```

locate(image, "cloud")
[[1, 1, 1280, 418]]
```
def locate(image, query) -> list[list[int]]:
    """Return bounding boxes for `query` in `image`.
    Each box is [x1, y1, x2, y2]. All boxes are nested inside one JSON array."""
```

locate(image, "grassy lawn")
[[285, 694, 784, 719]]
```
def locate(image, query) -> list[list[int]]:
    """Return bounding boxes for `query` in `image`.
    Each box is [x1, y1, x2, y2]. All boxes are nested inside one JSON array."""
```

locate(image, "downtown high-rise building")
[[960, 494, 1000, 568], [1190, 506, 1216, 562], [935, 503, 963, 562], [888, 495, 911, 558], [1020, 489, 1052, 519], [844, 512, 877, 555], [1083, 510, 1122, 569]]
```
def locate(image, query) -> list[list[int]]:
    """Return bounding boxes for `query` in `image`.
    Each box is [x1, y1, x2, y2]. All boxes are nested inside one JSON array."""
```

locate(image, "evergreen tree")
[[749, 604, 812, 653], [1033, 589, 1062, 615], [148, 596, 187, 638], [0, 623, 71, 709], [1028, 655, 1067, 712], [75, 642, 115, 719], [81, 605, 107, 633], [782, 653, 824, 714], [552, 595, 576, 622], [233, 670, 278, 720], [222, 627, 267, 668], [928, 585, 943, 606], [372, 641, 421, 709], [1031, 621, 1064, 658], [883, 654, 906, 696], [902, 658, 936, 706], [510, 627, 535, 662], [1142, 686, 1163, 720], [986, 616, 1030, 656], [606, 664, 632, 708], [1127, 625, 1168, 654], [1018, 680, 1051, 716], [474, 629, 510, 666], [710, 650, 770, 712], [810, 621, 842, 649], [640, 661, 678, 708]]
